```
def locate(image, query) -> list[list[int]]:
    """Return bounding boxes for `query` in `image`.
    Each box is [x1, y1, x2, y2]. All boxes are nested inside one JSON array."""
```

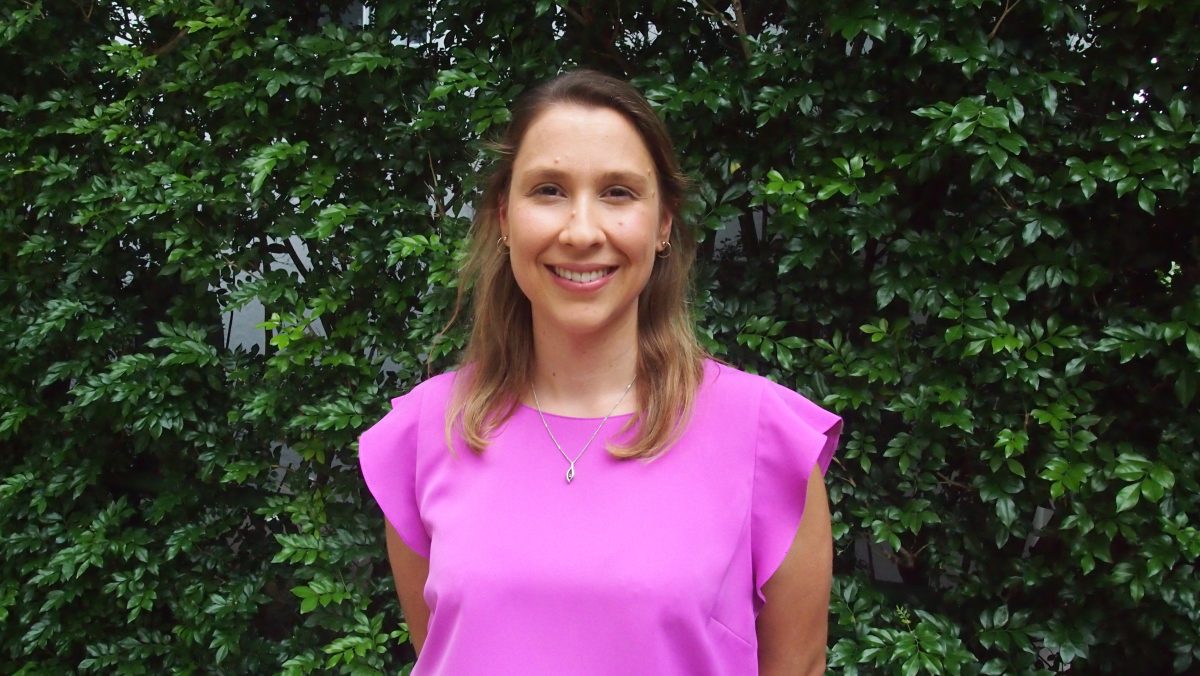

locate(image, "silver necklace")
[[531, 380, 634, 484]]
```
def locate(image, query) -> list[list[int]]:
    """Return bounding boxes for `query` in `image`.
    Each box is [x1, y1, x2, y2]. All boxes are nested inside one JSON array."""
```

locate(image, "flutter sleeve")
[[358, 386, 431, 558], [751, 380, 843, 606]]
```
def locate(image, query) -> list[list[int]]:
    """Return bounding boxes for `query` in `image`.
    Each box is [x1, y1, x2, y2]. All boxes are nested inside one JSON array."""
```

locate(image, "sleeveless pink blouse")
[[359, 360, 841, 674]]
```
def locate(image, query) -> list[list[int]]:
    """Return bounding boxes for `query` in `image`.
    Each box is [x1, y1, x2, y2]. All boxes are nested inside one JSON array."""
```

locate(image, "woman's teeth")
[[553, 267, 612, 283]]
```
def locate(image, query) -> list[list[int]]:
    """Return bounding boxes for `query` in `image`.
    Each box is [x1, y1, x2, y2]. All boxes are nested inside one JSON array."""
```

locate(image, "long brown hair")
[[445, 69, 706, 459]]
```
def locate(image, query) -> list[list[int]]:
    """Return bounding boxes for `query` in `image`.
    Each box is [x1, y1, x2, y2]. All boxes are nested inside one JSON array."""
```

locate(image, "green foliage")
[[2, 0, 1198, 673]]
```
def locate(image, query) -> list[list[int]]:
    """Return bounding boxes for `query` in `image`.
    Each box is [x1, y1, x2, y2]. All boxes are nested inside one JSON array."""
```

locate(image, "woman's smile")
[[548, 265, 617, 287]]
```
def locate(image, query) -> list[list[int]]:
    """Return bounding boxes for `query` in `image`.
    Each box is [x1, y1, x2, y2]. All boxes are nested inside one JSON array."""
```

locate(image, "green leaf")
[[964, 339, 986, 357], [998, 134, 1023, 155], [1081, 176, 1097, 199], [979, 107, 1010, 130], [993, 605, 1010, 627], [1022, 220, 1042, 244], [1097, 157, 1128, 182], [876, 285, 896, 309], [987, 146, 1007, 170], [1149, 465, 1176, 491], [1175, 369, 1197, 407], [996, 496, 1017, 527], [982, 659, 1008, 675], [1185, 329, 1200, 359], [1115, 483, 1141, 512], [1162, 322, 1186, 342], [1152, 111, 1174, 132], [863, 18, 887, 40], [1007, 97, 1025, 125], [949, 121, 976, 142], [1140, 477, 1164, 502], [1137, 187, 1157, 214], [817, 182, 843, 200], [1168, 97, 1186, 128], [1042, 85, 1058, 114]]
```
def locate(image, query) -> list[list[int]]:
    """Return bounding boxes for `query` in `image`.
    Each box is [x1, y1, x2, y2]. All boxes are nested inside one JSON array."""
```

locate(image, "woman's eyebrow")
[[518, 166, 652, 188]]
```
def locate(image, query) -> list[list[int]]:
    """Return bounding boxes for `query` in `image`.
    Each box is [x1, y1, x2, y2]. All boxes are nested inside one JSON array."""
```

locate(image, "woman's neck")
[[528, 318, 639, 417]]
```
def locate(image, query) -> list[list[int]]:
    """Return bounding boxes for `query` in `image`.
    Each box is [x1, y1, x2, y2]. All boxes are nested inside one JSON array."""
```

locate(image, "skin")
[[385, 523, 430, 654], [383, 102, 833, 672], [757, 470, 834, 675]]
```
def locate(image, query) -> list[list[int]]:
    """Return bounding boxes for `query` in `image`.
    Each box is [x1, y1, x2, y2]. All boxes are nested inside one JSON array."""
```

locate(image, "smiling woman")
[[358, 70, 841, 675]]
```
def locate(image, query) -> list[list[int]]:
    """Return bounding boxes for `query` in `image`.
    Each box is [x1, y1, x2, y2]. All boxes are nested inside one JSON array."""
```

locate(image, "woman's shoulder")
[[701, 359, 839, 432], [360, 370, 459, 465], [386, 369, 459, 410], [701, 358, 786, 398]]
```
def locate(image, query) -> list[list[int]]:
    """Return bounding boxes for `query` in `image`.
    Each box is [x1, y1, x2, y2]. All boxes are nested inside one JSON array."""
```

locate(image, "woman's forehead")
[[512, 104, 657, 175]]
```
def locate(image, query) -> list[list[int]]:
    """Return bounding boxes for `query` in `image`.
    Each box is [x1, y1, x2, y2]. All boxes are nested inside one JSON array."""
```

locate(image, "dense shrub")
[[2, 1, 1197, 673]]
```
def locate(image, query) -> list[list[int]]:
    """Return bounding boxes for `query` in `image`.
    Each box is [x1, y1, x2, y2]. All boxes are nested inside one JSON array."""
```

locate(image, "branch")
[[259, 236, 275, 355], [281, 237, 336, 338], [988, 0, 1020, 40], [936, 471, 971, 491], [150, 28, 187, 57], [831, 457, 857, 488], [699, 0, 738, 34], [993, 186, 1016, 211], [281, 236, 311, 279], [72, 0, 95, 21], [698, 0, 751, 60], [562, 4, 586, 26], [428, 150, 446, 222], [895, 544, 924, 569], [731, 0, 749, 38], [559, 4, 631, 73]]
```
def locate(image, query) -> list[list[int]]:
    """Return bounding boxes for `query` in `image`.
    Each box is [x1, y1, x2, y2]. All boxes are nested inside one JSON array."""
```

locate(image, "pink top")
[[358, 359, 841, 675]]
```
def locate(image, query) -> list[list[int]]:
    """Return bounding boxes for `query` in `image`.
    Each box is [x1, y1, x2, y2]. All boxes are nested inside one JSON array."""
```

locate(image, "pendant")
[[565, 464, 576, 484]]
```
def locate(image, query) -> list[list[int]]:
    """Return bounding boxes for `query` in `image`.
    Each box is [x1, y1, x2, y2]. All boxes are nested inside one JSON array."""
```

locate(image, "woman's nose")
[[558, 199, 606, 248]]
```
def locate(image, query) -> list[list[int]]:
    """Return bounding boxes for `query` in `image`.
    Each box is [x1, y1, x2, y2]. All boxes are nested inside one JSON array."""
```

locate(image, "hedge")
[[2, 1, 1197, 673]]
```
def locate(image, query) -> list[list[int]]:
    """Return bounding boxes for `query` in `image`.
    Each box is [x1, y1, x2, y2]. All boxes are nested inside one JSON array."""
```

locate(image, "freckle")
[[554, 157, 561, 164]]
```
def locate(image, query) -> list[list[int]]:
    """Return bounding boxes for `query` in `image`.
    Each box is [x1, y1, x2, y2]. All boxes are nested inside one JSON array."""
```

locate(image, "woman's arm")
[[385, 521, 432, 655], [756, 470, 834, 675]]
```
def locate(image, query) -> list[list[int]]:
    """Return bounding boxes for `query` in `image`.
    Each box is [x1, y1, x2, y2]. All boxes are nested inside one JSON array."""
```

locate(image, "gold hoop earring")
[[497, 234, 509, 254], [656, 241, 672, 259]]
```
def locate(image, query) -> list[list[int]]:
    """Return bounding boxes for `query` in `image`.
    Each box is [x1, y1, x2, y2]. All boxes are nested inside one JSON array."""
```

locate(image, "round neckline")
[[515, 402, 636, 422], [510, 359, 720, 422]]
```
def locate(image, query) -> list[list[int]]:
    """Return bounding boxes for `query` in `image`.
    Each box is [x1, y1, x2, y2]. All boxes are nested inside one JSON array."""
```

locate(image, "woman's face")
[[500, 103, 672, 342]]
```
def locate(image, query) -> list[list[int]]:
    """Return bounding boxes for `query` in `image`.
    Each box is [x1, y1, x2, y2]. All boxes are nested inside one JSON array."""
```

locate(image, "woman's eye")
[[604, 187, 635, 199], [532, 185, 563, 197]]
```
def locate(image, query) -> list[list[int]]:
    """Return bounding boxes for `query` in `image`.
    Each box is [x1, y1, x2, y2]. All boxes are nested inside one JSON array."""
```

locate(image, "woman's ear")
[[498, 196, 509, 238], [657, 212, 673, 251]]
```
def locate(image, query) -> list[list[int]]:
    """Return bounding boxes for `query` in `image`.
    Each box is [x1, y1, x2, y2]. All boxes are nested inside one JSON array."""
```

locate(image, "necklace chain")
[[531, 380, 634, 484]]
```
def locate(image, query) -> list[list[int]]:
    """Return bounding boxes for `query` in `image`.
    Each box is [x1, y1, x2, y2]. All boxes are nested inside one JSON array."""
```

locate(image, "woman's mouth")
[[551, 266, 616, 283]]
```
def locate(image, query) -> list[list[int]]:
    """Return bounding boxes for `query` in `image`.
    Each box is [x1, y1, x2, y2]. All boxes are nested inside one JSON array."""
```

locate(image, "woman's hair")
[[445, 68, 706, 459]]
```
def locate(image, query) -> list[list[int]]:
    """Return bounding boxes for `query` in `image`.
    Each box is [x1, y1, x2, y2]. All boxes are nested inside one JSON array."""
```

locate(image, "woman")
[[359, 69, 841, 675]]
